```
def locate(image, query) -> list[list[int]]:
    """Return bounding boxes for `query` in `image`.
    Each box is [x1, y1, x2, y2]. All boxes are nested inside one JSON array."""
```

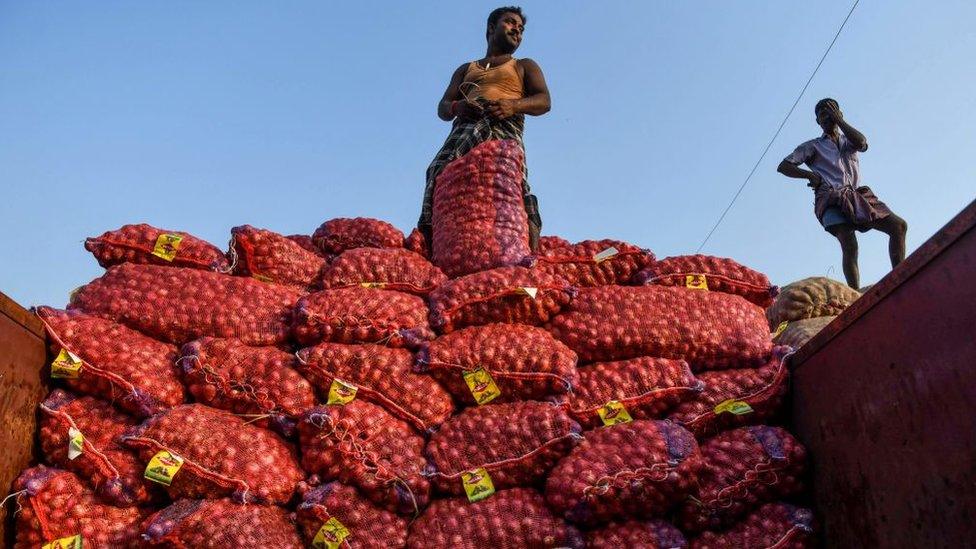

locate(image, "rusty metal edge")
[[0, 291, 44, 341], [790, 198, 976, 367]]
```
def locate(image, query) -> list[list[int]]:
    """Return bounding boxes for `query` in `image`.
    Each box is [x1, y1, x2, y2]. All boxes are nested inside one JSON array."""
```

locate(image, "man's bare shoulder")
[[517, 58, 543, 69]]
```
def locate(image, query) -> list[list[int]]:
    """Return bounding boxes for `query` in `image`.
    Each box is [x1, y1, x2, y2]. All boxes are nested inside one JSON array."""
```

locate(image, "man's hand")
[[823, 101, 844, 124], [455, 100, 485, 122], [807, 172, 825, 189], [485, 99, 519, 120], [827, 100, 869, 151]]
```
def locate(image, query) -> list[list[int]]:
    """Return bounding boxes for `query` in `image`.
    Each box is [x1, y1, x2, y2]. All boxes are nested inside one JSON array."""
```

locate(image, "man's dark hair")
[[486, 6, 526, 41], [815, 97, 838, 114]]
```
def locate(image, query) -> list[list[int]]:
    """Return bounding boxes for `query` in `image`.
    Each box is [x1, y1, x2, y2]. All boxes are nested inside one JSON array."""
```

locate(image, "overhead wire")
[[695, 0, 860, 253]]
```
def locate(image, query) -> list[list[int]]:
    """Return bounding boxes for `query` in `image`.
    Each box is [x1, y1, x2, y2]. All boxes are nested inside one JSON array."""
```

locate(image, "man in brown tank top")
[[419, 6, 552, 252]]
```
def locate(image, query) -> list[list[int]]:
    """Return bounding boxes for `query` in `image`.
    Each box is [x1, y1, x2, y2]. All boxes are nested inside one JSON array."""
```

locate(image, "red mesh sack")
[[428, 266, 574, 333], [539, 235, 572, 253], [320, 247, 447, 295], [142, 498, 302, 548], [425, 401, 582, 495], [690, 502, 816, 549], [532, 239, 656, 287], [179, 337, 317, 436], [669, 346, 791, 439], [229, 224, 327, 289], [69, 263, 302, 346], [298, 401, 430, 515], [312, 217, 405, 255], [292, 287, 434, 347], [637, 255, 778, 309], [407, 488, 584, 549], [563, 357, 702, 429], [287, 233, 327, 257], [587, 519, 688, 549], [38, 389, 159, 507], [431, 139, 530, 278], [84, 223, 229, 271], [405, 228, 429, 258], [36, 306, 184, 418], [417, 324, 578, 405], [296, 482, 408, 549], [121, 404, 303, 504], [296, 342, 453, 433], [11, 466, 149, 549], [546, 285, 773, 369], [545, 420, 703, 527], [677, 426, 807, 533]]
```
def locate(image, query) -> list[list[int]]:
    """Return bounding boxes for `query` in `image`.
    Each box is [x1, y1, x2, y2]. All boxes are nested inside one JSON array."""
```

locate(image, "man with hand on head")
[[778, 98, 908, 289], [419, 6, 551, 253]]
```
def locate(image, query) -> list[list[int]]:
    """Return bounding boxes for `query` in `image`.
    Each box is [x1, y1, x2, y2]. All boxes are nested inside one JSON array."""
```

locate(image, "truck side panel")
[[790, 200, 976, 548]]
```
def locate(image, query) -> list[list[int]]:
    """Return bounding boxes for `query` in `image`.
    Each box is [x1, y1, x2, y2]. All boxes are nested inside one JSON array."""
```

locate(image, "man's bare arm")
[[516, 58, 551, 115], [777, 160, 824, 188], [438, 63, 482, 122], [836, 117, 868, 151]]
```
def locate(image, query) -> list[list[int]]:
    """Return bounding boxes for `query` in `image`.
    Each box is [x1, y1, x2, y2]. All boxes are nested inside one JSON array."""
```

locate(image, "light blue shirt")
[[784, 133, 867, 190]]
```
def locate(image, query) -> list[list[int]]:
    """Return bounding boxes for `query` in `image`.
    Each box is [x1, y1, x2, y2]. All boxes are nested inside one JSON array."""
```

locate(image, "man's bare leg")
[[828, 224, 860, 289], [870, 214, 908, 268]]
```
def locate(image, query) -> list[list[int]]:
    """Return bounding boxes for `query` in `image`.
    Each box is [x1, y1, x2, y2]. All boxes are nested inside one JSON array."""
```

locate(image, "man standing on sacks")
[[419, 6, 552, 253], [777, 98, 908, 289]]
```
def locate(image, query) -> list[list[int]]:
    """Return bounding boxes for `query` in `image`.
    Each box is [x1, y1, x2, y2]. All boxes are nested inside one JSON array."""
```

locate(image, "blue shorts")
[[820, 206, 849, 228]]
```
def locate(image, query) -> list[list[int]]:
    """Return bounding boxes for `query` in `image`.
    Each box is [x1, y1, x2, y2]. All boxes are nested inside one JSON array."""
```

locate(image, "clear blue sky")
[[2, 1, 973, 308]]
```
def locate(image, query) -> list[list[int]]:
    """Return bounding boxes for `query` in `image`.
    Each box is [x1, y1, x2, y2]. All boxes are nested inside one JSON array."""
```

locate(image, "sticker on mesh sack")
[[151, 233, 184, 261], [327, 379, 359, 405], [144, 450, 184, 486], [312, 517, 351, 549], [51, 349, 83, 379], [463, 367, 501, 405], [462, 467, 495, 502], [597, 400, 634, 426]]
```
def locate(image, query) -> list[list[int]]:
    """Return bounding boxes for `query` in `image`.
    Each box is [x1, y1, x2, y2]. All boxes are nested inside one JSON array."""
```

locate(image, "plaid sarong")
[[814, 184, 892, 233], [418, 114, 541, 235]]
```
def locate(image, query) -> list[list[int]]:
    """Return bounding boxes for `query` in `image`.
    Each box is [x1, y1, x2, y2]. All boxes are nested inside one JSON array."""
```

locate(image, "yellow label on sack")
[[517, 286, 539, 299], [359, 282, 386, 289], [144, 450, 184, 486], [593, 246, 619, 263], [51, 348, 83, 379], [773, 321, 789, 338], [151, 233, 183, 261], [68, 427, 84, 460], [462, 367, 501, 405], [714, 399, 754, 416], [597, 400, 633, 426], [311, 517, 350, 549], [42, 535, 82, 549], [327, 379, 358, 405], [462, 467, 495, 502], [252, 273, 273, 283], [685, 274, 709, 290]]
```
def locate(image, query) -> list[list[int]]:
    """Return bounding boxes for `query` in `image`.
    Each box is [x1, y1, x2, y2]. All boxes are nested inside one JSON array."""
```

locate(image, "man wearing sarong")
[[778, 98, 908, 289], [419, 6, 551, 252]]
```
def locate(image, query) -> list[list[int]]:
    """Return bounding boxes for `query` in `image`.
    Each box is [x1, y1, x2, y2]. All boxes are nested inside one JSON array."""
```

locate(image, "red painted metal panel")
[[0, 292, 48, 545], [790, 199, 976, 548]]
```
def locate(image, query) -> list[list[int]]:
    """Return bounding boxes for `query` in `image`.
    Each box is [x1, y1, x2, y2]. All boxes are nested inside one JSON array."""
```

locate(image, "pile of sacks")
[[12, 140, 816, 548], [769, 277, 862, 350]]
